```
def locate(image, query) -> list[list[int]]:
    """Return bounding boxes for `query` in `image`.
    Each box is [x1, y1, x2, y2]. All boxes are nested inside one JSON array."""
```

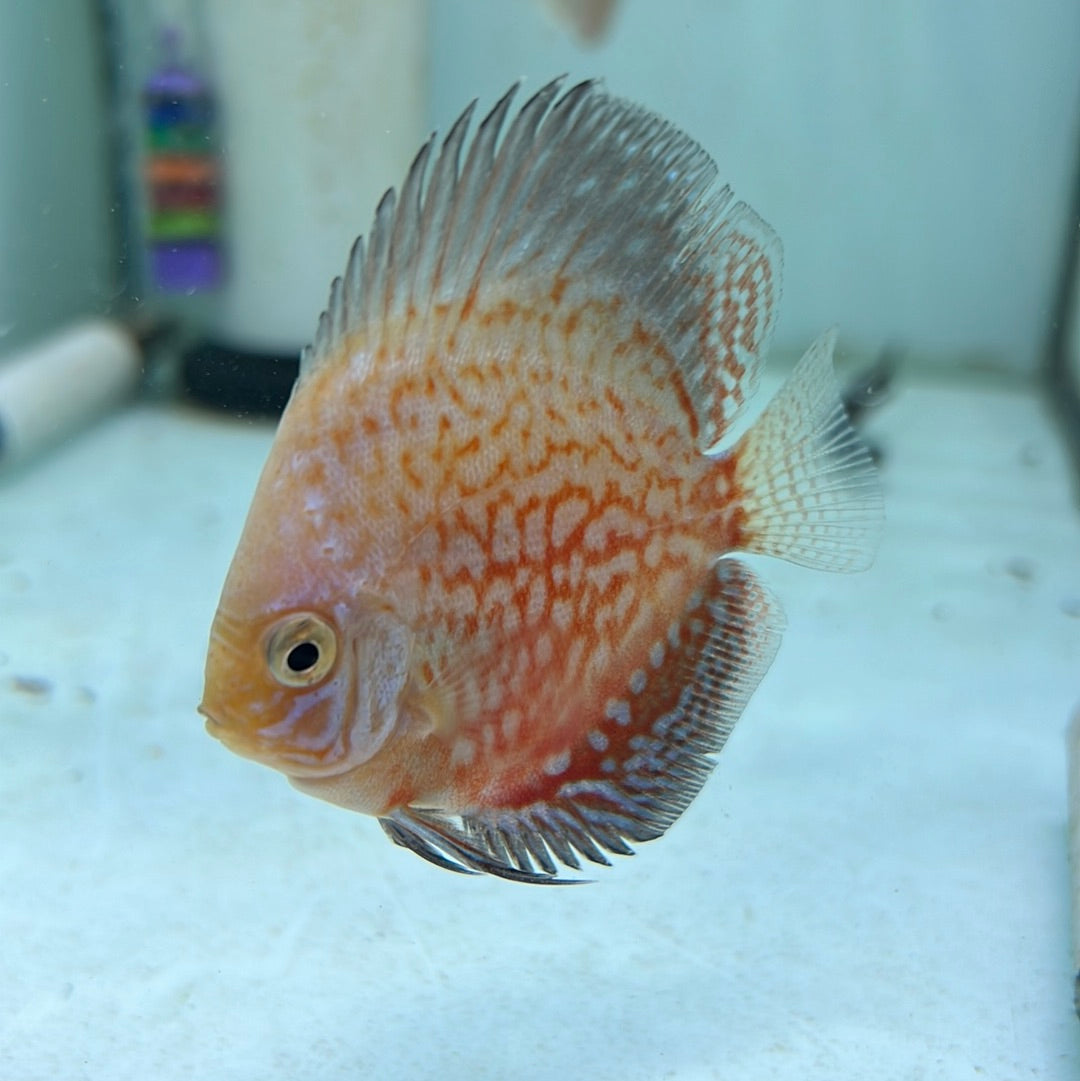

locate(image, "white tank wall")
[[1, 2, 1074, 374], [0, 2, 113, 358], [429, 0, 1080, 372]]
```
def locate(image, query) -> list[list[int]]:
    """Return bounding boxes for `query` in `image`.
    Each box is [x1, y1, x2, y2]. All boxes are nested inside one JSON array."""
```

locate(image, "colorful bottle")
[[142, 25, 223, 293]]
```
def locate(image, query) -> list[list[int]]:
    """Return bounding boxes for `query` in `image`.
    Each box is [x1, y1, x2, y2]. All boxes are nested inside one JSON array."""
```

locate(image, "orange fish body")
[[201, 79, 882, 881]]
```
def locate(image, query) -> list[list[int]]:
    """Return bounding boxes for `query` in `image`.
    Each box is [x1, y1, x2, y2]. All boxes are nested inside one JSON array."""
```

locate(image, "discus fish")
[[200, 78, 882, 883]]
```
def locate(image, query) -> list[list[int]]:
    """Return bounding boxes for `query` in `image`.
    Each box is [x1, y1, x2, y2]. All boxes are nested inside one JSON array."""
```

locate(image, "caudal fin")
[[732, 328, 883, 572]]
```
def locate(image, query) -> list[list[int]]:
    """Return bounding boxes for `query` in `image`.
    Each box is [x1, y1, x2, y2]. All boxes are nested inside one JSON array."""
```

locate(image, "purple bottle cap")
[[145, 25, 206, 98]]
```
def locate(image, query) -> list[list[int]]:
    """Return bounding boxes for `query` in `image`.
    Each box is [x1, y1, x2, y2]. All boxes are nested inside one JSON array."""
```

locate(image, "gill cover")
[[343, 606, 413, 767]]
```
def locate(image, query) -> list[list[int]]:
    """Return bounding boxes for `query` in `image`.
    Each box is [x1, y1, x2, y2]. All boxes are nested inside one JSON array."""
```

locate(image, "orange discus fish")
[[200, 78, 882, 882]]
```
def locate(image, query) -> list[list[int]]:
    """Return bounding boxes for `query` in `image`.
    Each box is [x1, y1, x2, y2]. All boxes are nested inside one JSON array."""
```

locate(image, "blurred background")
[[1, 0, 1077, 412], [3, 5, 1080, 1080]]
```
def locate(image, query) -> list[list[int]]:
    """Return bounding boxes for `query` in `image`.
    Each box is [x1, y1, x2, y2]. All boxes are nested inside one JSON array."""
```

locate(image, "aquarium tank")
[[2, 2, 1079, 1079]]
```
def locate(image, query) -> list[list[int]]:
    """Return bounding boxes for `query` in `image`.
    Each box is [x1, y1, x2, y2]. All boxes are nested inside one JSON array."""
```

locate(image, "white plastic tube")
[[0, 320, 141, 471], [203, 0, 426, 354]]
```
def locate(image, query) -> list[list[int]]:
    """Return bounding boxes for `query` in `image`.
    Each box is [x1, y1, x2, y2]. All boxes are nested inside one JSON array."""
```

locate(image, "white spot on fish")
[[601, 757, 617, 774], [535, 633, 554, 667], [587, 639, 612, 681], [501, 708, 522, 742], [451, 738, 475, 767], [569, 552, 584, 589], [605, 697, 631, 726], [526, 576, 547, 625], [551, 599, 573, 632], [446, 531, 487, 580], [492, 503, 520, 563], [644, 534, 663, 569], [502, 604, 522, 635], [543, 749, 571, 776], [523, 506, 547, 561], [482, 674, 503, 713], [480, 576, 512, 619], [584, 509, 618, 551], [645, 484, 670, 521], [652, 708, 681, 739], [614, 582, 636, 622], [629, 669, 646, 695], [551, 497, 590, 549], [588, 728, 609, 752], [587, 548, 637, 592], [649, 640, 665, 669]]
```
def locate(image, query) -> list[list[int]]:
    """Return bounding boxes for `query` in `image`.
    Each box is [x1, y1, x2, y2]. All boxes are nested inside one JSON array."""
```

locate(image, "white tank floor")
[[2, 372, 1078, 1080]]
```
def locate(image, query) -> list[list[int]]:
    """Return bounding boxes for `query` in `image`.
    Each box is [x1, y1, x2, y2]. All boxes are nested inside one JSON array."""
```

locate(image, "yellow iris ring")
[[265, 613, 338, 688]]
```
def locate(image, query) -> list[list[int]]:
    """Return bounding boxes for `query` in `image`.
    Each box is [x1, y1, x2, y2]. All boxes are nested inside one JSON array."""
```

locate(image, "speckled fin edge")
[[378, 558, 783, 883], [300, 77, 783, 445], [733, 327, 885, 573]]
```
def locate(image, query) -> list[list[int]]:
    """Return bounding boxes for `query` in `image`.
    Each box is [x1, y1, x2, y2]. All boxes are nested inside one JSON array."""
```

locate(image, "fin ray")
[[732, 327, 884, 572], [380, 559, 782, 883], [379, 806, 575, 884], [298, 78, 780, 443]]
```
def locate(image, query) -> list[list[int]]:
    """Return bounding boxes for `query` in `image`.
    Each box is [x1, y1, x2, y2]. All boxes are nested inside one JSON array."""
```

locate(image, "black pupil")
[[286, 641, 319, 673]]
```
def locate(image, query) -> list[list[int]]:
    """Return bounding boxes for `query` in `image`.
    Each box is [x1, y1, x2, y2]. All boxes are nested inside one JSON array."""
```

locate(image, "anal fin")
[[380, 559, 782, 883]]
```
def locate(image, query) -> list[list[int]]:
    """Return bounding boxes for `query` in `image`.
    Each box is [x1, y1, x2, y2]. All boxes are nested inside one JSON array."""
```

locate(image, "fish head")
[[198, 373, 424, 814], [200, 526, 413, 787]]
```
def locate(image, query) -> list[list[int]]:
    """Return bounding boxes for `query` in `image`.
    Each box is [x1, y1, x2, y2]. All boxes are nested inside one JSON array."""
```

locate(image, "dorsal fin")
[[301, 78, 782, 445]]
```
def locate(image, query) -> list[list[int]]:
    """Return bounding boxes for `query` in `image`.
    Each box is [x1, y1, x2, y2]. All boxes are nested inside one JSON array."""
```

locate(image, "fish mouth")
[[198, 693, 357, 779], [200, 705, 228, 744], [199, 702, 244, 750], [198, 700, 314, 773]]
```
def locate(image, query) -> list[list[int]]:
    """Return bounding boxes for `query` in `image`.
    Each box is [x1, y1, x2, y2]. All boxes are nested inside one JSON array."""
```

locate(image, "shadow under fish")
[[840, 346, 900, 467]]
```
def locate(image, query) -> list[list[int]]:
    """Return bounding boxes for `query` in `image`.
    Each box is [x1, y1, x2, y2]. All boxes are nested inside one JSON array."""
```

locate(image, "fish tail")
[[728, 328, 883, 572]]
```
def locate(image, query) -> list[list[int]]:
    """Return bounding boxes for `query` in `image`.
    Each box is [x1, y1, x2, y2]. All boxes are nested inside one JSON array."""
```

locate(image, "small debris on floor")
[[10, 674, 53, 697]]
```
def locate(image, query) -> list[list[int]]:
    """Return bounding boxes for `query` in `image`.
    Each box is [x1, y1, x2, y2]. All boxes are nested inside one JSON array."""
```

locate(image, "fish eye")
[[265, 613, 338, 688]]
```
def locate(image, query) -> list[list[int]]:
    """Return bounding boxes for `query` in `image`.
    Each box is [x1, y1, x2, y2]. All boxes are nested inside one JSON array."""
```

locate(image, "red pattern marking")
[[302, 457, 327, 489], [628, 320, 699, 442], [306, 287, 739, 813], [399, 449, 424, 490]]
